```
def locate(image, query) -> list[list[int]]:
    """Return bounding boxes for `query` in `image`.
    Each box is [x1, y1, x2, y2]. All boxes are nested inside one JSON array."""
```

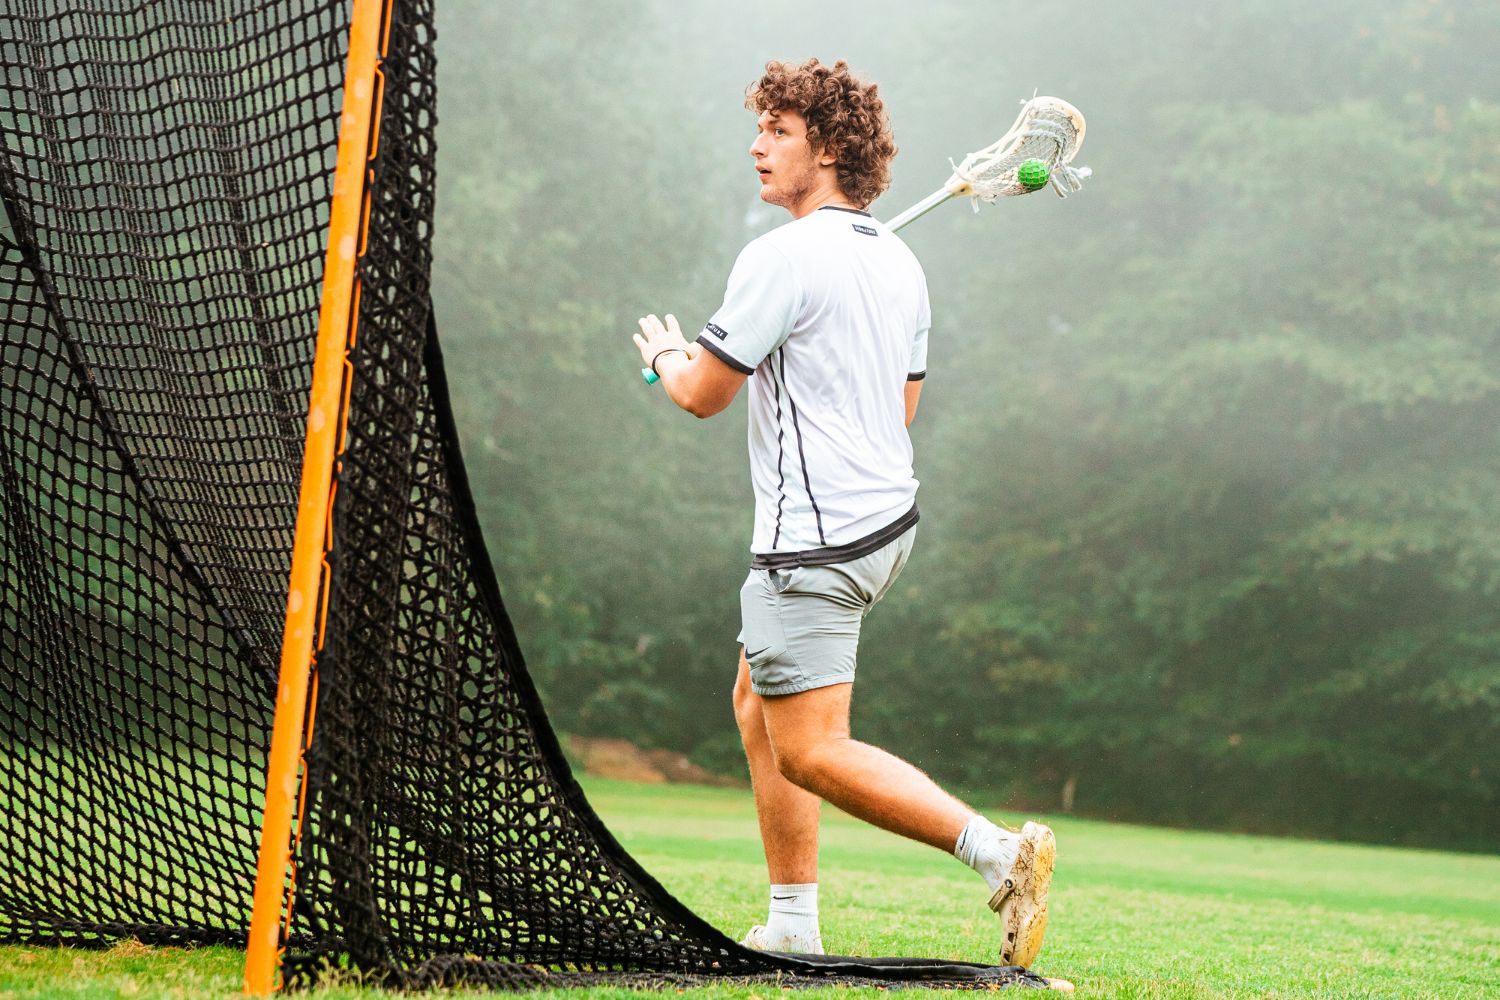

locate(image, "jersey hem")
[[751, 503, 919, 569]]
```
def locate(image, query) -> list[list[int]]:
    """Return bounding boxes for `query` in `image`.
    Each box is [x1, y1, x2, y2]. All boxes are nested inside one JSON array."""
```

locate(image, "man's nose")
[[749, 134, 766, 157]]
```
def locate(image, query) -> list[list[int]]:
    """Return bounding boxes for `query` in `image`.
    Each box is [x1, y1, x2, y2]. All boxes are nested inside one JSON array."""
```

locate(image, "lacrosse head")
[[947, 96, 1088, 203]]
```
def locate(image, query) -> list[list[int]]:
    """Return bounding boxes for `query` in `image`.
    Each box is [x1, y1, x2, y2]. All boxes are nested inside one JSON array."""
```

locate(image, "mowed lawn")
[[1, 778, 1495, 999]]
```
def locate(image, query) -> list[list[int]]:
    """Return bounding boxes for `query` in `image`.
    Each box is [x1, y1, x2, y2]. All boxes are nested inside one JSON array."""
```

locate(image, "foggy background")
[[426, 0, 1498, 850]]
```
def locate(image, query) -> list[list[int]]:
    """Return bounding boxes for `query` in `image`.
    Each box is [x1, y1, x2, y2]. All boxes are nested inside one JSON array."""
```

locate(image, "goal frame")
[[243, 0, 393, 993]]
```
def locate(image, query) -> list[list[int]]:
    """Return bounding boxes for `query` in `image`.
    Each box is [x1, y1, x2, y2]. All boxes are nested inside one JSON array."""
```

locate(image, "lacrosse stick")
[[885, 95, 1090, 231]]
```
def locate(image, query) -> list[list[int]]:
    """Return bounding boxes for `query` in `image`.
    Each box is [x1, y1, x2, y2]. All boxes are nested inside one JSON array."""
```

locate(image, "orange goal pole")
[[244, 0, 390, 993]]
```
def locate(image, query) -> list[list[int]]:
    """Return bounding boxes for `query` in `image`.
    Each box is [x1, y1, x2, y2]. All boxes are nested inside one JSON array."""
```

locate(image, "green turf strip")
[[1, 779, 1495, 998]]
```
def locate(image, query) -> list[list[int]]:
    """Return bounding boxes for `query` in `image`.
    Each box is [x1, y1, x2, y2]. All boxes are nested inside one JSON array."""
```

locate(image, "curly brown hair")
[[745, 59, 897, 209]]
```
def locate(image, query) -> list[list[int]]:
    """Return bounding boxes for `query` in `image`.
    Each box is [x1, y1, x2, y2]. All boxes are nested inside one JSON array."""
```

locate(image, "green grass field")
[[1, 778, 1496, 999]]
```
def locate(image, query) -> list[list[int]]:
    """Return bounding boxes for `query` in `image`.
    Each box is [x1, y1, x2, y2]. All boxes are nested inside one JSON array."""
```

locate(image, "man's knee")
[[771, 739, 834, 792]]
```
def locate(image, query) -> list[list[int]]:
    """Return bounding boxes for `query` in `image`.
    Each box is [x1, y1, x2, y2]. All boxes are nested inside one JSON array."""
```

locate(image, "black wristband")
[[651, 348, 686, 377]]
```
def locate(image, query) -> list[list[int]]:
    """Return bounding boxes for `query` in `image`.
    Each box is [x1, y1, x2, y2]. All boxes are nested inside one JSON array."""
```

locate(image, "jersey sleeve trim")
[[695, 334, 755, 375], [907, 370, 927, 381]]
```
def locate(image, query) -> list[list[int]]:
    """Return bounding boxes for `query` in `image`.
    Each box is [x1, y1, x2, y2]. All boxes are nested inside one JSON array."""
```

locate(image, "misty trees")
[[898, 6, 1500, 846], [432, 0, 1499, 848]]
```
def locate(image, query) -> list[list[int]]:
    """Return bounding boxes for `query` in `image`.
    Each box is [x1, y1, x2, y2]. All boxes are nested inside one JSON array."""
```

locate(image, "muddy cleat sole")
[[988, 820, 1056, 968]]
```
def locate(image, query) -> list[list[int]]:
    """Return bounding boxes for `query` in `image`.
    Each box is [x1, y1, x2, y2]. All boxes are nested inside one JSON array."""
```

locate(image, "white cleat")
[[740, 923, 825, 955], [989, 820, 1056, 968]]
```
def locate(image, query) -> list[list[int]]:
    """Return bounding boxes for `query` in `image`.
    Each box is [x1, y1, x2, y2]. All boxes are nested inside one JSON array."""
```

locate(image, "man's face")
[[749, 109, 833, 211]]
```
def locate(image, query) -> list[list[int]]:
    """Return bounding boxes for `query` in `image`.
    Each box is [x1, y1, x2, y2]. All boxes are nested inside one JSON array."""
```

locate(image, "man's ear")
[[818, 143, 839, 167]]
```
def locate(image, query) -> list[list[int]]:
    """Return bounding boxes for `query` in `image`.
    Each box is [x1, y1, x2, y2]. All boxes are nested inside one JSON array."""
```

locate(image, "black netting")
[[0, 0, 343, 944], [0, 1, 1044, 990]]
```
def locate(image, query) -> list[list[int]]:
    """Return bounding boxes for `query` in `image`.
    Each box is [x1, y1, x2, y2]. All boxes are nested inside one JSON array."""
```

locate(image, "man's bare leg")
[[733, 649, 822, 882], [758, 680, 972, 849], [733, 648, 823, 951], [757, 680, 1057, 968]]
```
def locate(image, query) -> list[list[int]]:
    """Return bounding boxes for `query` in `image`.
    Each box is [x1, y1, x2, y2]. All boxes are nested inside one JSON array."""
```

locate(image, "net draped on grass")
[[0, 1, 1046, 990]]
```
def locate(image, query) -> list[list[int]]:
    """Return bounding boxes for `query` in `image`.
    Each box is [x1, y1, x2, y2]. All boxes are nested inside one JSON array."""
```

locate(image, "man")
[[629, 58, 1055, 969]]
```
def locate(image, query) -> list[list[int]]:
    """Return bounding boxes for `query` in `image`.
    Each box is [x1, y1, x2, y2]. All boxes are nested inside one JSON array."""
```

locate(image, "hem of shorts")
[[751, 672, 857, 698]]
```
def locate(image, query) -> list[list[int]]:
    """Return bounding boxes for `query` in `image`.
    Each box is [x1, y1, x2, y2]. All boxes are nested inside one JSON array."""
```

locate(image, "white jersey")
[[695, 206, 930, 566]]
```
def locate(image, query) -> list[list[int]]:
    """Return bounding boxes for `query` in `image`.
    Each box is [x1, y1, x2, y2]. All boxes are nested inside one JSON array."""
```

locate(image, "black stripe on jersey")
[[817, 205, 874, 218], [908, 370, 927, 381], [771, 356, 789, 548], [779, 349, 826, 545], [694, 333, 754, 374]]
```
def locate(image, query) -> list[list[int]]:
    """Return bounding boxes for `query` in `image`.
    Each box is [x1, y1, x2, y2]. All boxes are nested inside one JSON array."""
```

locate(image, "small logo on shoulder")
[[706, 321, 729, 340], [852, 223, 878, 236]]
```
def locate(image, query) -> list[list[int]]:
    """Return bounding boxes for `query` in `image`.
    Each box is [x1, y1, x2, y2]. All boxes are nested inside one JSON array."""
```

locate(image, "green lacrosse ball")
[[1017, 159, 1049, 191]]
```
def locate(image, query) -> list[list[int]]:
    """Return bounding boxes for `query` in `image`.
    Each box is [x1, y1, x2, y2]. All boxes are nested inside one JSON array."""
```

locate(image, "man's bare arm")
[[904, 378, 923, 427], [634, 313, 748, 418]]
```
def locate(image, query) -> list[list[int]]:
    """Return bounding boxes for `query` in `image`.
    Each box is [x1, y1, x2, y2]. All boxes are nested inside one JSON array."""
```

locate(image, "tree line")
[[431, 0, 1498, 850]]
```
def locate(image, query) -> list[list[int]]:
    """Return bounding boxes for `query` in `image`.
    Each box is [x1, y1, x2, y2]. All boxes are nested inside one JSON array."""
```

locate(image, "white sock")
[[954, 814, 1019, 893], [765, 882, 820, 949]]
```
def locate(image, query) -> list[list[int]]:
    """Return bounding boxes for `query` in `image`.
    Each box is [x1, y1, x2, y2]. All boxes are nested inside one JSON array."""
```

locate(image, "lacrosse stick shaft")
[[886, 185, 960, 232]]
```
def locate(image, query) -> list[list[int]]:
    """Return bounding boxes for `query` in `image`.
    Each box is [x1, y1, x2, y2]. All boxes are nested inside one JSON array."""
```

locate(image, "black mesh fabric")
[[0, 0, 343, 945], [0, 1, 1045, 990]]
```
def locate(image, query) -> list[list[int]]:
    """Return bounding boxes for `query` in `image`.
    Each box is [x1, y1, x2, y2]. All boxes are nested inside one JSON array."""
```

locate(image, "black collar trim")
[[817, 205, 873, 218]]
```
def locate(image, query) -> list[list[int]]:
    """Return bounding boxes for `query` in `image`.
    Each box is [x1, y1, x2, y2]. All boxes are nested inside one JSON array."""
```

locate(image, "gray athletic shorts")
[[737, 526, 917, 697]]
